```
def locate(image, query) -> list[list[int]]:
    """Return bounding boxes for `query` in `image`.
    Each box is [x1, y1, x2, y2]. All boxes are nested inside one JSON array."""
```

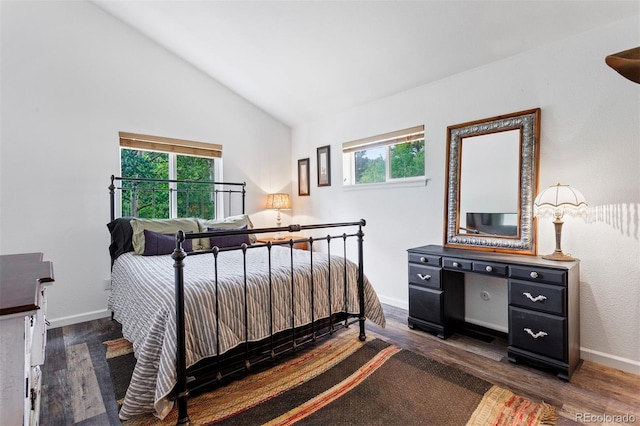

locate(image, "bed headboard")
[[109, 175, 246, 221]]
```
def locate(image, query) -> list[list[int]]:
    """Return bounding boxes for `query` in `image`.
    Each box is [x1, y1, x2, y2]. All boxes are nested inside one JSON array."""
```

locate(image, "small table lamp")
[[266, 193, 292, 239], [534, 183, 587, 261]]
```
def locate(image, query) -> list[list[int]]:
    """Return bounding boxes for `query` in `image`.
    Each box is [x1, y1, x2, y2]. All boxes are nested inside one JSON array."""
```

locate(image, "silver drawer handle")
[[417, 273, 432, 281], [419, 257, 427, 263], [523, 292, 547, 303], [485, 266, 493, 272], [452, 262, 460, 267], [530, 271, 539, 279], [524, 328, 548, 339]]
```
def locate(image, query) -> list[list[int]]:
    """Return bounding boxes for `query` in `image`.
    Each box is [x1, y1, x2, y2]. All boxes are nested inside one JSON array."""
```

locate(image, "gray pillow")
[[207, 225, 251, 249], [197, 215, 256, 249]]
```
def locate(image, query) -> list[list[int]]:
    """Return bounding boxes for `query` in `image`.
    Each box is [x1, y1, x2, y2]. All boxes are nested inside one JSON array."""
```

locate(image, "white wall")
[[292, 16, 640, 373], [0, 1, 291, 325]]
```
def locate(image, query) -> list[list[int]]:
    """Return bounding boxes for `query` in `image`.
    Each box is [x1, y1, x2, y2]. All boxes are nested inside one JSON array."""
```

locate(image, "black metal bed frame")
[[109, 175, 246, 220], [109, 176, 368, 425]]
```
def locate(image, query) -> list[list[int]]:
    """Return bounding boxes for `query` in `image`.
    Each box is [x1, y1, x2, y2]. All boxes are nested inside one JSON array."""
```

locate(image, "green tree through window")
[[355, 150, 386, 184], [390, 141, 424, 179], [177, 155, 216, 218], [121, 149, 170, 218], [343, 126, 425, 186], [349, 138, 424, 185], [121, 149, 216, 218]]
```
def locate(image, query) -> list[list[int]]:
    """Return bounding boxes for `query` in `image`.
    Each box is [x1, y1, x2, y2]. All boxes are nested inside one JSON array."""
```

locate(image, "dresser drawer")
[[509, 265, 566, 285], [408, 252, 441, 267], [443, 257, 472, 272], [509, 280, 565, 315], [408, 264, 441, 289], [409, 285, 443, 325], [509, 307, 566, 360], [472, 261, 507, 277]]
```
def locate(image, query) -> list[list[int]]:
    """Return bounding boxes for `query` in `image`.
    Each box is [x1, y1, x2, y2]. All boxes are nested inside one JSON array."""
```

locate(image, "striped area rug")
[[105, 330, 556, 425], [104, 337, 134, 359]]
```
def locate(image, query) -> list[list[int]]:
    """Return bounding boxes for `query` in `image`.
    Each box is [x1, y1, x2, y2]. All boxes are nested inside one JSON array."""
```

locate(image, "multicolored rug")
[[104, 337, 134, 359], [104, 330, 556, 425]]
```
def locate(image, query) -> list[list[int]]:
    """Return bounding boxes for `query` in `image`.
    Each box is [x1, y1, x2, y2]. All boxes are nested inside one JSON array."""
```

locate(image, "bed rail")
[[109, 175, 246, 221], [171, 221, 367, 425]]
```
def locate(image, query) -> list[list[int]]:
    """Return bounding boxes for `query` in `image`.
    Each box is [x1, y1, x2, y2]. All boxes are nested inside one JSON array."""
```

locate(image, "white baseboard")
[[377, 295, 407, 310], [48, 309, 112, 329], [580, 347, 640, 376]]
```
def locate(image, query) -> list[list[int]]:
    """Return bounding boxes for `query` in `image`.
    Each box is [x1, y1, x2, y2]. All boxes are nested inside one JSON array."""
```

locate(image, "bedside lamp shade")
[[266, 193, 292, 211], [266, 193, 291, 239], [534, 183, 587, 261]]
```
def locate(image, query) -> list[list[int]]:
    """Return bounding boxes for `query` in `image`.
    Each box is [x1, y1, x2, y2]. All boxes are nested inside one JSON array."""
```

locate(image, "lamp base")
[[542, 250, 576, 262]]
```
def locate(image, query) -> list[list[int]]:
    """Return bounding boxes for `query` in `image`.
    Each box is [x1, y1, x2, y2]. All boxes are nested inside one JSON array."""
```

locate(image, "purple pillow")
[[207, 225, 251, 249], [143, 229, 193, 255]]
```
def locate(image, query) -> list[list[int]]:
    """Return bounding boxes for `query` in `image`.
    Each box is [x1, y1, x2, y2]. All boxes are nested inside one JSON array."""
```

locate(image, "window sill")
[[342, 177, 429, 191]]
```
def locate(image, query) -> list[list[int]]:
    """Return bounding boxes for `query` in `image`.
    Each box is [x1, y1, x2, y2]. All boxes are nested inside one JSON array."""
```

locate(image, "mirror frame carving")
[[444, 108, 540, 255]]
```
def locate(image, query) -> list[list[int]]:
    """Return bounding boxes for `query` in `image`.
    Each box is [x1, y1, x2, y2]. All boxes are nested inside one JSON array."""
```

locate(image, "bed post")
[[357, 219, 366, 342], [241, 182, 246, 214], [109, 175, 116, 222], [172, 231, 190, 426]]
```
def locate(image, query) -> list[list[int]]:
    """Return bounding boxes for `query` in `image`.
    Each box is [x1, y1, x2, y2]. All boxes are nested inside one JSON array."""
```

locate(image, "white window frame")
[[342, 125, 427, 189]]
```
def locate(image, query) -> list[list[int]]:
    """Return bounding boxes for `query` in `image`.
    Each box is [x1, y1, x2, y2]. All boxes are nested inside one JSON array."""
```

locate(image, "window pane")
[[390, 140, 425, 179], [176, 156, 216, 218], [120, 148, 170, 218], [343, 127, 425, 186], [354, 147, 386, 184]]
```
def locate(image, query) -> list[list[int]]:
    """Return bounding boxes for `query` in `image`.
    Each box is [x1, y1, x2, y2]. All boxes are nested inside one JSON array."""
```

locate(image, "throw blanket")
[[109, 247, 386, 420]]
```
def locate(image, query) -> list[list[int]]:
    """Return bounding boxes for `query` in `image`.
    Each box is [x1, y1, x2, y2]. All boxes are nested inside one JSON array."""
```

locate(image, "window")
[[119, 132, 222, 219], [342, 125, 425, 186]]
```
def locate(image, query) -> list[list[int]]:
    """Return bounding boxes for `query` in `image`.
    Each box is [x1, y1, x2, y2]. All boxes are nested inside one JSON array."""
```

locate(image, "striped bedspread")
[[109, 246, 386, 420]]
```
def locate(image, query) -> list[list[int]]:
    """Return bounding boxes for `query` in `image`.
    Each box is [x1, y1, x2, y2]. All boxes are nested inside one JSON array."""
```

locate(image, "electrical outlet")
[[480, 290, 491, 301], [103, 278, 111, 291]]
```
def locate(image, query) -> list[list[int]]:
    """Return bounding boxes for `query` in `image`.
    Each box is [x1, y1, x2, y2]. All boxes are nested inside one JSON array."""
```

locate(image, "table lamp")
[[534, 183, 587, 261], [266, 193, 291, 239]]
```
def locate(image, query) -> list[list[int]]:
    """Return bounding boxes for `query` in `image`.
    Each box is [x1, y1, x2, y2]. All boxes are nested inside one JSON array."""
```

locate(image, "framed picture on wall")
[[317, 145, 331, 187], [298, 158, 310, 196]]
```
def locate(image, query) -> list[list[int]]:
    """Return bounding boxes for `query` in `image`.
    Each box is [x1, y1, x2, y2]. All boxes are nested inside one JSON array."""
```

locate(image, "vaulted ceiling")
[[93, 1, 639, 126]]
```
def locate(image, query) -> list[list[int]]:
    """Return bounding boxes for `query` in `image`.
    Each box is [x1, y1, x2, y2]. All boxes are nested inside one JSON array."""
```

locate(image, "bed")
[[107, 176, 386, 424]]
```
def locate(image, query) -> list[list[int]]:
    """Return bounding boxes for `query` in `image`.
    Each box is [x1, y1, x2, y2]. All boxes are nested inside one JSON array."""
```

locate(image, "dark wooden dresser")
[[407, 245, 580, 380]]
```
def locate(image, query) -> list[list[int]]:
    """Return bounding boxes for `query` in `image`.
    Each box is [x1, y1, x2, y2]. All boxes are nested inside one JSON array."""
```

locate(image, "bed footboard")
[[171, 220, 368, 425]]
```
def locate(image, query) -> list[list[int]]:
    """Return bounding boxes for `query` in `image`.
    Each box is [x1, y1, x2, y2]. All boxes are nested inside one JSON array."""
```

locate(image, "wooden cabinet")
[[407, 245, 580, 380], [0, 253, 54, 426]]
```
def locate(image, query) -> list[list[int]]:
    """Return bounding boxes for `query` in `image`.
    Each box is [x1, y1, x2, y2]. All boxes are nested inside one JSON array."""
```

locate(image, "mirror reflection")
[[459, 130, 520, 237], [444, 109, 540, 254]]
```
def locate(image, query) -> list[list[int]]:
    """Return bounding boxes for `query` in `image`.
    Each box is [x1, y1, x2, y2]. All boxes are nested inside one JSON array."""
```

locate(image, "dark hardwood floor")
[[41, 318, 124, 425], [40, 304, 640, 425]]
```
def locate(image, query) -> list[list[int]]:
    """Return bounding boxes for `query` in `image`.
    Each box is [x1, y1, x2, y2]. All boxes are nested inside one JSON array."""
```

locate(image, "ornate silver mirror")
[[444, 108, 540, 254]]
